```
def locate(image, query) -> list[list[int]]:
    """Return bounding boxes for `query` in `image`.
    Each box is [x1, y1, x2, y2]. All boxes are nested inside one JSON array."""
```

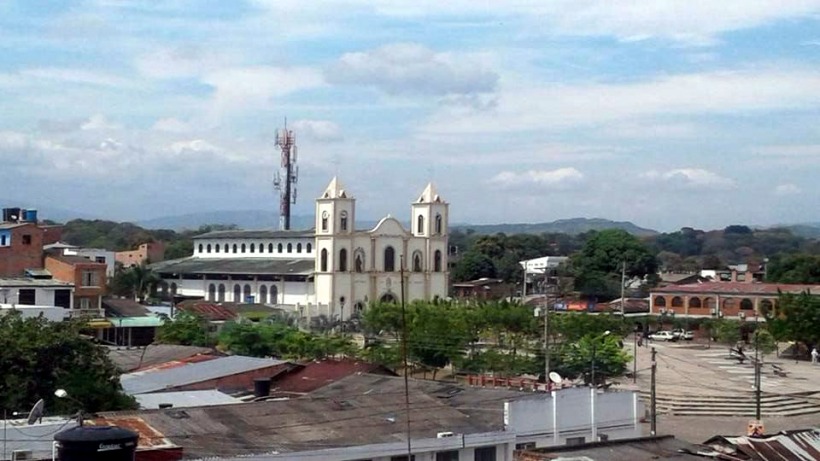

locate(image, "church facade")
[[151, 177, 449, 320]]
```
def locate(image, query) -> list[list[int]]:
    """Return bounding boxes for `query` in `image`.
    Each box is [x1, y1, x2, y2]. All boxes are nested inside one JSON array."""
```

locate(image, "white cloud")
[[326, 43, 498, 96], [422, 67, 820, 135], [774, 184, 802, 196], [152, 117, 195, 133], [20, 68, 134, 88], [81, 114, 122, 131], [755, 144, 820, 157], [135, 45, 233, 79], [291, 120, 343, 142], [490, 167, 584, 188], [642, 168, 736, 189], [602, 122, 697, 139]]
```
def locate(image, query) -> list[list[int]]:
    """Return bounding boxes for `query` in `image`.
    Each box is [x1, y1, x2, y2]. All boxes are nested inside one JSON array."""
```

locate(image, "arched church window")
[[339, 248, 348, 272], [259, 285, 267, 304], [297, 243, 302, 253], [384, 246, 395, 272], [417, 215, 424, 234], [307, 243, 312, 253], [354, 248, 365, 273], [233, 284, 241, 302], [434, 250, 442, 272], [208, 284, 216, 301], [278, 243, 283, 253], [206, 244, 211, 253], [287, 243, 292, 253], [259, 243, 264, 254], [250, 243, 255, 253], [340, 211, 348, 232], [241, 243, 246, 253], [413, 251, 423, 272], [435, 214, 443, 234], [269, 243, 274, 253], [321, 249, 328, 272], [233, 244, 238, 254], [243, 284, 251, 303], [198, 244, 203, 253], [322, 211, 329, 232], [271, 285, 278, 304], [218, 284, 225, 302], [215, 244, 220, 253]]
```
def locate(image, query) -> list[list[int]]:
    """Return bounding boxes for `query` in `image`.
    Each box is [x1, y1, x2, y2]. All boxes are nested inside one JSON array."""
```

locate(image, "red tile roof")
[[177, 302, 237, 321], [653, 281, 820, 296], [270, 359, 396, 395]]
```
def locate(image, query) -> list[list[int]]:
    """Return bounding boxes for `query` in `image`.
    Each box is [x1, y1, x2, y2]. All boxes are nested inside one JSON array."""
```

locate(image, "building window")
[[417, 215, 424, 234], [339, 248, 348, 272], [354, 301, 365, 313], [54, 289, 71, 308], [259, 285, 268, 304], [233, 244, 238, 254], [218, 284, 226, 302], [413, 251, 422, 272], [269, 243, 274, 253], [654, 296, 667, 307], [689, 297, 702, 308], [297, 243, 302, 253], [760, 299, 774, 316], [215, 244, 220, 253], [208, 284, 216, 301], [322, 211, 329, 232], [340, 211, 348, 231], [243, 284, 252, 303], [95, 256, 106, 264], [241, 243, 246, 253], [0, 234, 7, 246], [278, 243, 283, 253], [287, 243, 293, 253], [22, 234, 31, 245], [271, 285, 278, 304], [384, 246, 395, 272], [82, 270, 100, 287], [515, 443, 535, 451], [233, 284, 241, 303], [475, 447, 496, 461], [435, 451, 459, 461], [307, 243, 312, 253], [259, 243, 264, 254], [740, 298, 754, 310], [355, 249, 365, 273], [435, 214, 443, 234], [434, 250, 442, 272], [206, 244, 211, 253], [671, 296, 684, 308], [18, 289, 36, 305], [79, 298, 91, 309], [250, 243, 255, 253], [198, 244, 204, 253], [321, 249, 328, 272]]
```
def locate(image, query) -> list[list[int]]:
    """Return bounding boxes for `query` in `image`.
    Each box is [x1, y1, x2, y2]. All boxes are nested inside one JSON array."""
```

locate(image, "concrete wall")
[[0, 285, 74, 308], [0, 303, 68, 321], [65, 248, 117, 277]]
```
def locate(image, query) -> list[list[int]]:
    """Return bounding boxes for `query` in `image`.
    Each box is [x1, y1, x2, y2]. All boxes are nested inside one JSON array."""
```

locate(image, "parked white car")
[[673, 329, 695, 340], [648, 331, 678, 341]]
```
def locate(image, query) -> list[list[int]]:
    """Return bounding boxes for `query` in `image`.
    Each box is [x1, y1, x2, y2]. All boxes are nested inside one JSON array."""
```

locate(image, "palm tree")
[[130, 263, 160, 302]]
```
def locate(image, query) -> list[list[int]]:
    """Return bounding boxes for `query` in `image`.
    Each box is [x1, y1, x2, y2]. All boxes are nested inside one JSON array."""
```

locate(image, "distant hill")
[[453, 218, 658, 236], [137, 210, 315, 231], [769, 223, 820, 239]]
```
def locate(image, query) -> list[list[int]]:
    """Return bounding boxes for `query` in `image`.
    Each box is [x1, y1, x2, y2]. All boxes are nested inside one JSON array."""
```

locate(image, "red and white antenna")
[[273, 118, 298, 230]]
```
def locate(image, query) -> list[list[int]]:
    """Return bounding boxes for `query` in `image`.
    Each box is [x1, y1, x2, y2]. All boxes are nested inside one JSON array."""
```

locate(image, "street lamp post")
[[590, 330, 611, 387], [54, 389, 84, 426]]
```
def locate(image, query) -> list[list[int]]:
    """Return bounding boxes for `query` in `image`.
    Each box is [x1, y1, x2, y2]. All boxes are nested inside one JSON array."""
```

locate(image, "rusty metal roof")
[[270, 359, 396, 395], [177, 301, 237, 321], [705, 429, 820, 460]]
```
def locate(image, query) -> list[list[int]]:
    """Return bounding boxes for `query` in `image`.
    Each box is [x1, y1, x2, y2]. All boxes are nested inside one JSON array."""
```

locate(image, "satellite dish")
[[26, 399, 45, 425], [549, 372, 563, 385]]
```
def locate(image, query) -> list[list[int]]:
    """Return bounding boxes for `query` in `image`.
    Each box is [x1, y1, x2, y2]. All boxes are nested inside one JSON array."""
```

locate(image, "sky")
[[2, 0, 820, 232]]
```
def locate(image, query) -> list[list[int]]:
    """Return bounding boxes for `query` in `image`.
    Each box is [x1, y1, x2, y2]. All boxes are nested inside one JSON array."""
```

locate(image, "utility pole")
[[650, 347, 657, 436], [754, 332, 762, 420], [544, 277, 550, 385], [399, 255, 412, 459]]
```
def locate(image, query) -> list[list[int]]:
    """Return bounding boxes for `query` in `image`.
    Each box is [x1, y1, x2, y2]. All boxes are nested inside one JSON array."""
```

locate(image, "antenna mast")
[[273, 118, 298, 230]]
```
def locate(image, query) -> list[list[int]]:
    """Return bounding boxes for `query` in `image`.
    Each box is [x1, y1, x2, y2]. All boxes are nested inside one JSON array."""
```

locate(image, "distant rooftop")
[[0, 277, 73, 288], [106, 344, 215, 372], [150, 257, 314, 276], [193, 229, 314, 240], [135, 390, 241, 409]]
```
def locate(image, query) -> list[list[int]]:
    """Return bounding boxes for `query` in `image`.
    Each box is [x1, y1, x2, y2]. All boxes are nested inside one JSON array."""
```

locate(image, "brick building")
[[45, 255, 107, 316], [116, 242, 165, 267], [0, 222, 44, 276], [650, 281, 820, 320]]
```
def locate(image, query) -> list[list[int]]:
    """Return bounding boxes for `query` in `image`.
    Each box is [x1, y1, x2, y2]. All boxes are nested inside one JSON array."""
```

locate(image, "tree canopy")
[[0, 314, 136, 415], [156, 311, 216, 347], [766, 254, 820, 284], [769, 292, 820, 346]]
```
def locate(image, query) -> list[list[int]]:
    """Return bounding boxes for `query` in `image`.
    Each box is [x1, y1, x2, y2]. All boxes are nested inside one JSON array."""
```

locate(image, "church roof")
[[193, 229, 313, 240], [417, 182, 444, 203], [150, 257, 314, 276], [320, 176, 351, 199]]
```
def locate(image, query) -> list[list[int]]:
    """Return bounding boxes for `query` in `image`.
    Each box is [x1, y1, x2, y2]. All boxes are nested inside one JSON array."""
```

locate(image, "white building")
[[0, 303, 68, 321], [152, 177, 449, 320], [0, 277, 74, 309], [520, 256, 568, 275]]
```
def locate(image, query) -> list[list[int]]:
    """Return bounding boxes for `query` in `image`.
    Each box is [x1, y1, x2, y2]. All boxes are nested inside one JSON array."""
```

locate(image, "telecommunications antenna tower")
[[273, 118, 298, 230]]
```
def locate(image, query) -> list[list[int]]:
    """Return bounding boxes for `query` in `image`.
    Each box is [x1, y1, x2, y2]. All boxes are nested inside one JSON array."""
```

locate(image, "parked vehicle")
[[672, 329, 695, 340], [648, 331, 678, 341]]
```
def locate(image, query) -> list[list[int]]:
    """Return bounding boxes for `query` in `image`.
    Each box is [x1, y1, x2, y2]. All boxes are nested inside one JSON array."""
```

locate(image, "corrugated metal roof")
[[121, 355, 289, 394], [178, 301, 237, 321], [270, 359, 396, 395], [107, 345, 216, 372], [103, 297, 152, 317], [0, 277, 74, 287], [193, 229, 314, 240], [135, 390, 242, 409], [150, 257, 314, 276], [707, 429, 820, 461]]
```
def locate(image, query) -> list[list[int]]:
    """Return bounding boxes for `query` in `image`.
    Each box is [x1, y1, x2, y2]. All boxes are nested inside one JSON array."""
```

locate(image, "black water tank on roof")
[[54, 426, 138, 461], [254, 377, 271, 398]]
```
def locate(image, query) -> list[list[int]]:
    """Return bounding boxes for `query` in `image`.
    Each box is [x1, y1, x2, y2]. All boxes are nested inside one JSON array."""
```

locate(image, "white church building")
[[151, 178, 449, 320]]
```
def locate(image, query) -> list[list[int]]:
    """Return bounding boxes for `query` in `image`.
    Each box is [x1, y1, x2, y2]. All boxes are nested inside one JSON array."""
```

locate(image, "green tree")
[[0, 314, 136, 415], [769, 292, 820, 346], [570, 229, 658, 301], [451, 250, 496, 282], [714, 319, 741, 345], [157, 312, 216, 347], [407, 302, 469, 378], [109, 263, 159, 302], [556, 334, 630, 385], [767, 255, 820, 284], [752, 328, 777, 356], [552, 313, 628, 343]]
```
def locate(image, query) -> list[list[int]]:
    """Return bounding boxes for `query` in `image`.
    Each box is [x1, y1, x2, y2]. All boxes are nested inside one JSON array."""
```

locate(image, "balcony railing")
[[67, 308, 105, 319]]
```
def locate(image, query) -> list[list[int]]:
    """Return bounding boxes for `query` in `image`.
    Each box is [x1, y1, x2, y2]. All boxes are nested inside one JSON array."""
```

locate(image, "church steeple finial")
[[321, 176, 350, 199], [417, 182, 443, 203]]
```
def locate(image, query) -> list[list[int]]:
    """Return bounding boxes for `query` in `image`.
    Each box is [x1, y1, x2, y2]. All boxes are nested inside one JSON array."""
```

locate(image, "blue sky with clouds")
[[2, 0, 820, 231]]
